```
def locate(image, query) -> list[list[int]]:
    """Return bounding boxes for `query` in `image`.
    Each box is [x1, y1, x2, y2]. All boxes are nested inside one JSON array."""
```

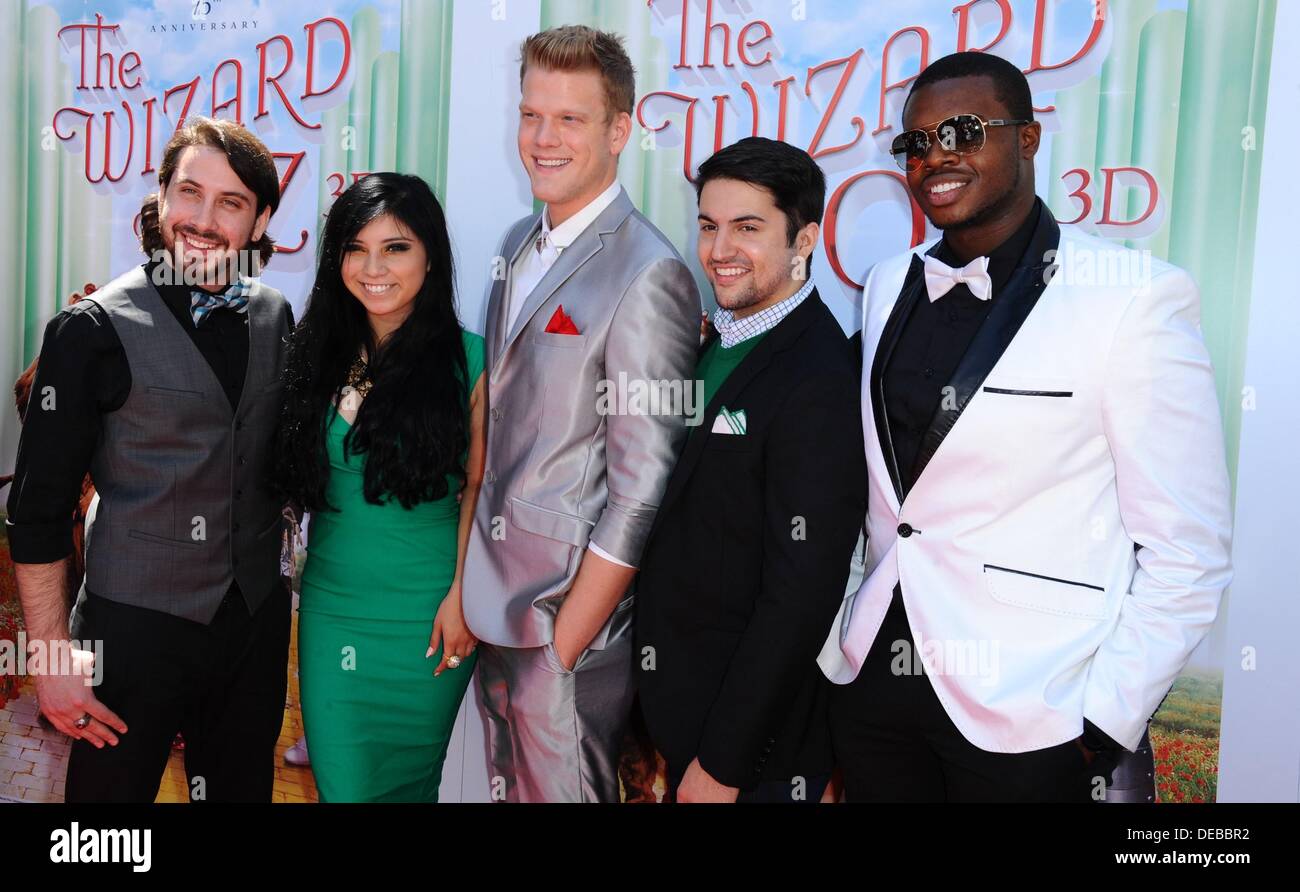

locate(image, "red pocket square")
[[544, 305, 581, 335]]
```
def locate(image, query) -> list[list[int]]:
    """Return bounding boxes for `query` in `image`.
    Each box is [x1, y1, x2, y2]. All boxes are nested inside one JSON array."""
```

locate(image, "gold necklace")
[[345, 354, 372, 398]]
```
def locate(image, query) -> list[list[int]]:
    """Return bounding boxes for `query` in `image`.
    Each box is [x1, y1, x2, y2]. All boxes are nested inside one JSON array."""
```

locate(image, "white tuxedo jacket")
[[819, 217, 1233, 753]]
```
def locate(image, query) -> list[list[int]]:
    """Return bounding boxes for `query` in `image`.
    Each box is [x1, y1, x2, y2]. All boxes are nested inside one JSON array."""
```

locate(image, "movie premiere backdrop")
[[1, 0, 1295, 802]]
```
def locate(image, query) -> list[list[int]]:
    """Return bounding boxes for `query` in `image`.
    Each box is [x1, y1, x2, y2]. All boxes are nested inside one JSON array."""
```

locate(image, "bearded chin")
[[162, 231, 243, 289]]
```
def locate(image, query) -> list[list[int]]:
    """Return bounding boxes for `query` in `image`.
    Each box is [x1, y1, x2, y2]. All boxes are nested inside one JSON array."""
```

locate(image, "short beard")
[[158, 229, 260, 288], [713, 262, 790, 314], [933, 160, 1022, 232]]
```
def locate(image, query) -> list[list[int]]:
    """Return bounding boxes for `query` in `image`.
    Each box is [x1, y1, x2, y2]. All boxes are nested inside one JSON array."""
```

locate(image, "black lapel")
[[869, 253, 933, 506], [654, 290, 825, 528], [907, 211, 1063, 487]]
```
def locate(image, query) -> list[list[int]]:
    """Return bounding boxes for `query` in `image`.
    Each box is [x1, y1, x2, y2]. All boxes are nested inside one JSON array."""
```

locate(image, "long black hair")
[[273, 173, 468, 511]]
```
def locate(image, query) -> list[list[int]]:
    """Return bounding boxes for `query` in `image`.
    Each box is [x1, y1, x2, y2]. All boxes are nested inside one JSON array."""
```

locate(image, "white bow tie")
[[923, 254, 992, 302]]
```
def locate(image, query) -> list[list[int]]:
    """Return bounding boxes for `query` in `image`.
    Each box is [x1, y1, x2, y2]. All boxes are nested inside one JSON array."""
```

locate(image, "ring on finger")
[[446, 655, 462, 669]]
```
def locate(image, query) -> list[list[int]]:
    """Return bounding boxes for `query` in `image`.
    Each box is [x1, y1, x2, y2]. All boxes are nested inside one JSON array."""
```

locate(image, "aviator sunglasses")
[[890, 113, 1032, 172]]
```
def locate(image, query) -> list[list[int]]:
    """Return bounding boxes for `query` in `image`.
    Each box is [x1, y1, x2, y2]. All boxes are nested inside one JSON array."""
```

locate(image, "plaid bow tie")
[[190, 280, 253, 327]]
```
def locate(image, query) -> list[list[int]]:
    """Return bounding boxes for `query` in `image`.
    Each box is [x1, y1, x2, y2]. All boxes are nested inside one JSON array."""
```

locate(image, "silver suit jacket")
[[463, 188, 702, 649]]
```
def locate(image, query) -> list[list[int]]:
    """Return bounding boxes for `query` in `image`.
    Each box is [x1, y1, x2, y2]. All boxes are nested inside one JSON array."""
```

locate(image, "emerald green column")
[[314, 5, 385, 246], [23, 5, 61, 360], [56, 57, 112, 325], [1168, 0, 1277, 484], [542, 0, 600, 26], [1092, 0, 1155, 246], [1095, 0, 1155, 173], [345, 6, 382, 177], [1045, 76, 1100, 225], [0, 0, 26, 478], [540, 0, 696, 283], [1225, 1, 1276, 488], [369, 52, 400, 172], [396, 0, 454, 200], [1127, 10, 1187, 255], [317, 100, 349, 243]]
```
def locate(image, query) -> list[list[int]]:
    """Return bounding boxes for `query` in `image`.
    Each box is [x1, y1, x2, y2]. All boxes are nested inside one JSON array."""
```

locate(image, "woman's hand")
[[427, 579, 478, 677]]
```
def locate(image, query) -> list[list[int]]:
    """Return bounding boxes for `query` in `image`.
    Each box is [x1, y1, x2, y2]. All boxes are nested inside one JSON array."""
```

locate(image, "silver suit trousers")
[[476, 620, 635, 803]]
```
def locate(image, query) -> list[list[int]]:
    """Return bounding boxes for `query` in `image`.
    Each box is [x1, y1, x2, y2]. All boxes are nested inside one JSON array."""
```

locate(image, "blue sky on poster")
[[32, 0, 1191, 306], [39, 0, 1146, 188], [43, 0, 381, 106], [654, 0, 1107, 155]]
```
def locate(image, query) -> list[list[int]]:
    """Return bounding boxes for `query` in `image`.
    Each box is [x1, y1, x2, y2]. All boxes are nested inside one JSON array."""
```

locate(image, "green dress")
[[298, 330, 484, 802]]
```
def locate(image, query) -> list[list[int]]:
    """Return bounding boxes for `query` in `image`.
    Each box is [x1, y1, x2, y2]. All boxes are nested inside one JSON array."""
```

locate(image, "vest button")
[[897, 523, 914, 538], [490, 407, 501, 421], [485, 470, 496, 484], [238, 455, 246, 466]]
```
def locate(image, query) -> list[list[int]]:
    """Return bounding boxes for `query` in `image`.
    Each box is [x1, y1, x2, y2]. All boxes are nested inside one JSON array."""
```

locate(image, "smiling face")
[[158, 145, 270, 290], [902, 75, 1039, 234], [697, 177, 817, 318], [517, 65, 630, 227], [340, 213, 429, 342]]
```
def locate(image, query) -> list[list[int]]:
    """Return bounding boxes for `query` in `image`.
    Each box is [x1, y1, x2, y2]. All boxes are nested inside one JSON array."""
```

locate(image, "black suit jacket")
[[634, 291, 867, 790]]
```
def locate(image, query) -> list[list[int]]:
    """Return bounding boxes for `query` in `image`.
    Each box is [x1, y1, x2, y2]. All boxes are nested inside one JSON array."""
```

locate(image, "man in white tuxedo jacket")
[[462, 26, 700, 802], [819, 52, 1232, 801]]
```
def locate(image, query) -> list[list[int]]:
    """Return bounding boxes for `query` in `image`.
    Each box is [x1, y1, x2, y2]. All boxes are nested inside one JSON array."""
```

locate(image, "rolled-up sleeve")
[[5, 305, 126, 564], [588, 257, 701, 567]]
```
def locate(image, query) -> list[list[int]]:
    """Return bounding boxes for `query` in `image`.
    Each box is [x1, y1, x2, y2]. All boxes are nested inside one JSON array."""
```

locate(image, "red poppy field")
[[1150, 672, 1222, 803]]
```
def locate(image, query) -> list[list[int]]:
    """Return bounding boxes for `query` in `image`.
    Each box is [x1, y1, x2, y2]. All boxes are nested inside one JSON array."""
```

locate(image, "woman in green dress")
[[273, 173, 484, 802]]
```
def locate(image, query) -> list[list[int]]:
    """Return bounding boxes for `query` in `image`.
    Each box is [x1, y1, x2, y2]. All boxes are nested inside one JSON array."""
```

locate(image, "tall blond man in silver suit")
[[462, 26, 701, 802]]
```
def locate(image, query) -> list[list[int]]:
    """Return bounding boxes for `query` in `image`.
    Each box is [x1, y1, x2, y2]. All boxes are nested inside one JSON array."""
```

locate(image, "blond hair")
[[520, 25, 636, 119]]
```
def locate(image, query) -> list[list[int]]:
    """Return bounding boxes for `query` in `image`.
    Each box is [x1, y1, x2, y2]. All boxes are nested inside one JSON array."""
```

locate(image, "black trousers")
[[65, 586, 291, 803], [828, 590, 1115, 803]]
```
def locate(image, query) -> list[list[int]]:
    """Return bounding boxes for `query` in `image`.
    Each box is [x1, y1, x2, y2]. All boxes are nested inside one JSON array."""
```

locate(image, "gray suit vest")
[[78, 265, 290, 624]]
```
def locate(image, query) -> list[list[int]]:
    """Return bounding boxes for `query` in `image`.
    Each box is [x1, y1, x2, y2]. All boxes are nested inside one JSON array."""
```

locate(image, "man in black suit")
[[634, 137, 866, 803]]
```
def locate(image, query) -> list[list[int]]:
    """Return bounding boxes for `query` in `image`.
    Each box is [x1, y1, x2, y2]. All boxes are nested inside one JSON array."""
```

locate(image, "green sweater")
[[695, 332, 768, 425]]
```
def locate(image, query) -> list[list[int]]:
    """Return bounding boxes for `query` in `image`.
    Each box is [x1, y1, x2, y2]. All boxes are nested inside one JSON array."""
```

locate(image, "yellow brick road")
[[0, 606, 318, 804]]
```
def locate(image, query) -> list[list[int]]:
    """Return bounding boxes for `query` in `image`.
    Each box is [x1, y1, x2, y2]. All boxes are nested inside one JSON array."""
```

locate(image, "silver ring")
[[74, 713, 91, 730], [446, 655, 462, 669]]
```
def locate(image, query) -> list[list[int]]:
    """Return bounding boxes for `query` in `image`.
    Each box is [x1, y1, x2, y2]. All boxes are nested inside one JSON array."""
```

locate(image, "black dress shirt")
[[5, 262, 275, 564], [883, 199, 1042, 496]]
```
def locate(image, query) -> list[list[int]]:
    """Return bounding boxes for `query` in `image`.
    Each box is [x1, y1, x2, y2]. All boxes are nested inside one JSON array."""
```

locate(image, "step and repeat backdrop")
[[1, 0, 1293, 801]]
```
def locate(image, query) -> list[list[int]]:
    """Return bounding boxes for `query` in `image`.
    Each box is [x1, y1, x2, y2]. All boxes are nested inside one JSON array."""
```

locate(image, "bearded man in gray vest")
[[6, 116, 293, 802]]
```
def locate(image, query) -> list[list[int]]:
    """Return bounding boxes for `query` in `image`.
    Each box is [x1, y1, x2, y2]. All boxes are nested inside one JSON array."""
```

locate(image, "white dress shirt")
[[712, 277, 816, 347], [506, 178, 624, 334]]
